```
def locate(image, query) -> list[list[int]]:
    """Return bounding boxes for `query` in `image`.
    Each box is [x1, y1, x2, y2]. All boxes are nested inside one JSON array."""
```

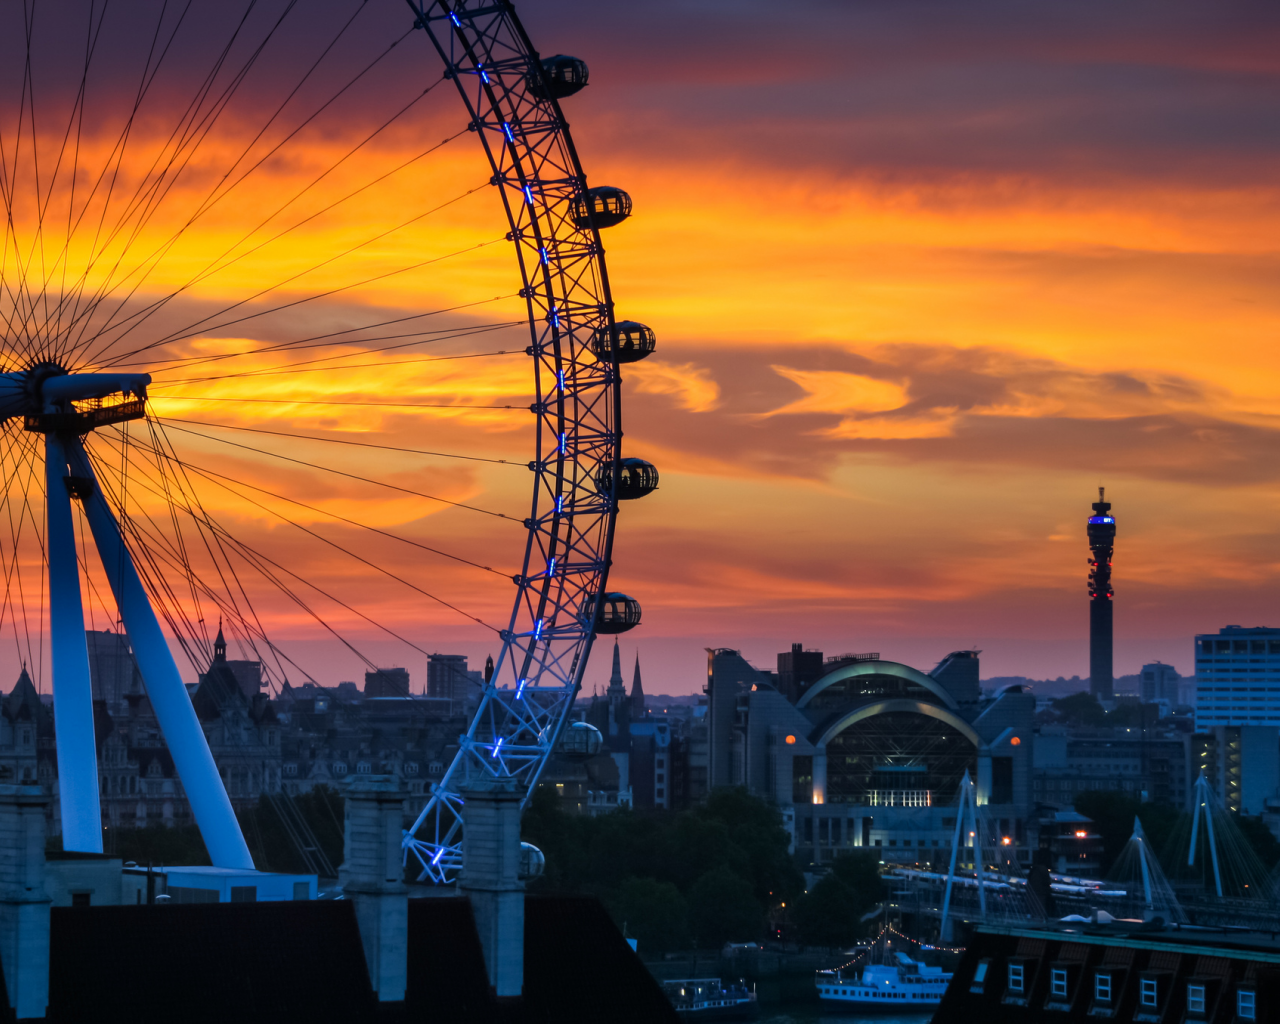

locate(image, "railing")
[[866, 790, 932, 807]]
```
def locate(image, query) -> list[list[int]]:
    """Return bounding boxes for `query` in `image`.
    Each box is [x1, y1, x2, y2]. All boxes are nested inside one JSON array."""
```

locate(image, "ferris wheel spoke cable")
[[72, 176, 488, 370], [85, 231, 507, 372], [151, 346, 523, 388], [94, 426, 499, 644], [109, 293, 521, 371], [156, 394, 528, 414], [45, 1, 315, 360], [78, 101, 465, 365], [30, 3, 412, 367], [155, 418, 521, 520], [142, 319, 526, 387], [74, 120, 474, 369], [0, 429, 41, 672], [146, 328, 528, 386], [89, 436, 365, 689], [97, 424, 308, 690], [118, 421, 514, 578], [155, 416, 523, 468]]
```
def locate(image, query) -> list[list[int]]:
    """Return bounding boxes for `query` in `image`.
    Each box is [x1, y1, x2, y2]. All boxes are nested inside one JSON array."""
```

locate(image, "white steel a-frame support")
[[47, 435, 252, 869], [940, 769, 984, 941], [45, 434, 101, 852], [1188, 771, 1223, 898]]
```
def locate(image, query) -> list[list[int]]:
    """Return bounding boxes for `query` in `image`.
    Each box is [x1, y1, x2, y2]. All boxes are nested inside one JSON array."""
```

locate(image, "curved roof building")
[[705, 647, 1034, 867]]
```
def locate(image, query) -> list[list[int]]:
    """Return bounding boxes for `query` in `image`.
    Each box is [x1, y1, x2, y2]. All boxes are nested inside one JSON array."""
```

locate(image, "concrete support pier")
[[459, 778, 525, 998], [0, 784, 50, 1020], [340, 776, 408, 1003]]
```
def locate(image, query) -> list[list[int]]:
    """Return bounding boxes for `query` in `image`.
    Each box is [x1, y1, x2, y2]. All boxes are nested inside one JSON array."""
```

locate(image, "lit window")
[[1096, 973, 1111, 1002], [1051, 969, 1068, 998], [1141, 979, 1158, 1007], [1239, 990, 1256, 1021], [1187, 984, 1206, 1015], [973, 961, 989, 984], [1008, 964, 1024, 993]]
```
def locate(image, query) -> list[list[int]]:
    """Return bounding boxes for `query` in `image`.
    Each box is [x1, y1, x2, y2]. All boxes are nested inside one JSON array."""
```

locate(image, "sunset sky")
[[3, 0, 1280, 696]]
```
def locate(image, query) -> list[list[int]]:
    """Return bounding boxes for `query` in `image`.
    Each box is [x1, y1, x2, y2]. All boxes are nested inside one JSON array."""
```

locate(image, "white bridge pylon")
[[32, 371, 252, 868]]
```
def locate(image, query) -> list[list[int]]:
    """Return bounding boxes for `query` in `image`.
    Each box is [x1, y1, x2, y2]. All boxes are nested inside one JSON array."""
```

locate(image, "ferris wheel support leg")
[[44, 434, 102, 853], [65, 438, 253, 870]]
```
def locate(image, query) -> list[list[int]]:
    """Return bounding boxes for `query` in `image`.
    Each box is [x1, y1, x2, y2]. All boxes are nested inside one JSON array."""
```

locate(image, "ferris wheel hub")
[[2, 366, 151, 434]]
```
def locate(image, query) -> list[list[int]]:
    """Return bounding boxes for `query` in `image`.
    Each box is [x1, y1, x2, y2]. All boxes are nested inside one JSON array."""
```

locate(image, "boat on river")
[[815, 951, 952, 1010]]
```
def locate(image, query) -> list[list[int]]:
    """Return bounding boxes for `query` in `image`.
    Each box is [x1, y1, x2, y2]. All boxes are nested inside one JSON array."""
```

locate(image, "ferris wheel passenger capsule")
[[572, 186, 631, 230], [519, 842, 546, 881], [595, 458, 659, 500], [592, 320, 656, 364], [591, 592, 642, 634], [529, 55, 589, 98], [559, 720, 604, 759]]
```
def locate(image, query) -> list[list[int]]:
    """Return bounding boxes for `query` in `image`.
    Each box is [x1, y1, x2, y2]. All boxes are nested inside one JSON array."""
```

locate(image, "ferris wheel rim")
[[399, 0, 632, 882]]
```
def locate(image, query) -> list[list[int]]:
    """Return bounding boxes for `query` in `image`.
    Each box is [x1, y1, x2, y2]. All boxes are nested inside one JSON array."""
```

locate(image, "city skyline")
[[0, 2, 1277, 698]]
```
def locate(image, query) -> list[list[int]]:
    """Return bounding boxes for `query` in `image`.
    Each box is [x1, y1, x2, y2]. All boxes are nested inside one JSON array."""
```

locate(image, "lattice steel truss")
[[401, 0, 623, 881]]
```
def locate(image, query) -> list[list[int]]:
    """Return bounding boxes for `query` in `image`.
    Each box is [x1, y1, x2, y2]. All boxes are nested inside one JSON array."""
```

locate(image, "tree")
[[1234, 814, 1280, 871], [1051, 692, 1108, 728], [687, 866, 762, 948], [697, 788, 804, 904], [829, 850, 883, 907], [792, 873, 868, 949], [611, 877, 688, 954]]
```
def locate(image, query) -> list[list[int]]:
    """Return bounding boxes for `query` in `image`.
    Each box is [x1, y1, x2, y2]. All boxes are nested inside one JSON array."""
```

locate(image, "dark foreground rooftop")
[[6, 894, 674, 1024]]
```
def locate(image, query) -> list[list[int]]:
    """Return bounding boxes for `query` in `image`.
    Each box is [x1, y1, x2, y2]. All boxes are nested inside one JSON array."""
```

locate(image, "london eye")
[[0, 0, 652, 880]]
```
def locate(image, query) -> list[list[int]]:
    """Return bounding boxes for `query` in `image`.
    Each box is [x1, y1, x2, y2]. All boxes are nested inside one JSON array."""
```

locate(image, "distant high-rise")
[[1087, 487, 1116, 701], [365, 667, 410, 698]]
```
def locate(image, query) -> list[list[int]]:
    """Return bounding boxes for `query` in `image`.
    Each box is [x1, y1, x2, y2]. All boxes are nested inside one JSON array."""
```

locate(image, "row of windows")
[[1200, 639, 1280, 654], [1010, 963, 1255, 1019], [281, 761, 440, 777]]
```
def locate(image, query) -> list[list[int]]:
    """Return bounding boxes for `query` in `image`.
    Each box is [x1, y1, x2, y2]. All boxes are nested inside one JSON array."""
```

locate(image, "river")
[[759, 1012, 933, 1024]]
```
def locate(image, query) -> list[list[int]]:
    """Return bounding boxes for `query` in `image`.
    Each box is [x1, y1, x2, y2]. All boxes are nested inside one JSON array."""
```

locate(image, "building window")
[[404, 763, 419, 776], [429, 762, 443, 775], [1239, 990, 1256, 1021], [1095, 973, 1111, 1002], [973, 961, 989, 985], [1051, 969, 1068, 998], [1008, 963, 1024, 993], [356, 761, 371, 774], [283, 763, 297, 777], [1187, 984, 1206, 1015], [1140, 979, 1158, 1008], [333, 762, 348, 776], [656, 788, 665, 798]]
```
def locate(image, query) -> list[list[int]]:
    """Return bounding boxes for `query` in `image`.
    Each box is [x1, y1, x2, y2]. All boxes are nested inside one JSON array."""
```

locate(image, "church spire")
[[630, 652, 645, 718], [607, 638, 624, 695], [213, 619, 227, 664]]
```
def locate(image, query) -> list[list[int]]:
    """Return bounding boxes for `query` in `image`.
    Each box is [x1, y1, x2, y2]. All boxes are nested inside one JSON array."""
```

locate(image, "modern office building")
[[1032, 727, 1192, 808], [1140, 662, 1181, 705], [1194, 626, 1280, 725], [1193, 625, 1280, 819], [1087, 488, 1116, 701]]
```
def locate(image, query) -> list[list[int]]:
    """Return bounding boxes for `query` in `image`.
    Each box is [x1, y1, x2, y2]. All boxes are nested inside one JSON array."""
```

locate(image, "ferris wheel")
[[0, 0, 654, 879]]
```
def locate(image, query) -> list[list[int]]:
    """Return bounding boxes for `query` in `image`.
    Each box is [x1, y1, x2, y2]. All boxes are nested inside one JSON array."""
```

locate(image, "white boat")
[[816, 951, 952, 1010]]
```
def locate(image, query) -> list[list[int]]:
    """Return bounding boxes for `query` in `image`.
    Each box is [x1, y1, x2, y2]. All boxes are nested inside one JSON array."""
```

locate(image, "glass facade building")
[[1195, 626, 1280, 726]]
